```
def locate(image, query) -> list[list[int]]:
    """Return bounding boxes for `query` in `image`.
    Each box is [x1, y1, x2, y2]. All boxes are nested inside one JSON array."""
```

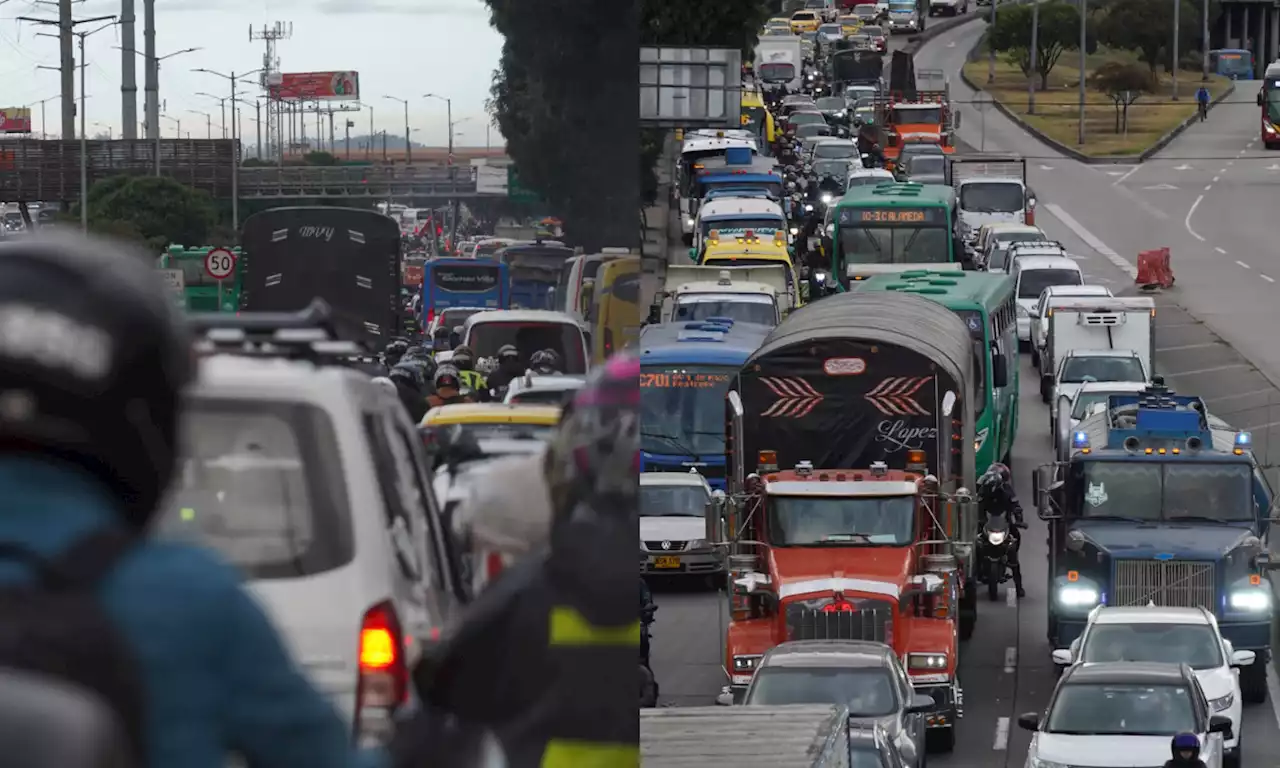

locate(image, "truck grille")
[[785, 599, 893, 642], [1112, 560, 1215, 608]]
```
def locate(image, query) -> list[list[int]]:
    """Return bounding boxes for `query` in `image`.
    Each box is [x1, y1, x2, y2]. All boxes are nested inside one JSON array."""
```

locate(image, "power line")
[[16, 5, 114, 140]]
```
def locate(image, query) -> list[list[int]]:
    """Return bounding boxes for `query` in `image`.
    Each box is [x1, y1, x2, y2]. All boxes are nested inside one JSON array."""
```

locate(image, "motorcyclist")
[[529, 349, 562, 376], [427, 366, 471, 409], [389, 361, 429, 423], [640, 577, 656, 671], [0, 233, 383, 767], [431, 326, 452, 353], [384, 339, 409, 368], [485, 345, 524, 398], [404, 353, 640, 766], [1164, 733, 1207, 768], [977, 462, 1026, 598], [450, 345, 489, 401]]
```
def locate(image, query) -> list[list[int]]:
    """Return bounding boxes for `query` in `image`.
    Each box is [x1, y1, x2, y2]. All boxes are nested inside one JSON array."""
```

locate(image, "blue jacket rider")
[[0, 457, 386, 768]]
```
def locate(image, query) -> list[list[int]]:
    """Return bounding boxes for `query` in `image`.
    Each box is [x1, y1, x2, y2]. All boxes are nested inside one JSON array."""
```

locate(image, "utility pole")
[[988, 0, 998, 84], [1078, 0, 1087, 145], [143, 0, 156, 140], [250, 22, 291, 162], [1028, 0, 1040, 114], [384, 95, 411, 164], [194, 68, 260, 231], [367, 105, 374, 161], [1201, 0, 1210, 81], [76, 22, 115, 231], [120, 0, 136, 138], [17, 10, 116, 140], [1172, 0, 1181, 99]]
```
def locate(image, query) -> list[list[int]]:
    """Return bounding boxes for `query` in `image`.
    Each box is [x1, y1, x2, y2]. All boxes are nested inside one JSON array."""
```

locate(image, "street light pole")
[[193, 68, 262, 231], [1201, 0, 1210, 81], [76, 22, 116, 232], [423, 93, 454, 165], [1172, 0, 1181, 100], [189, 110, 211, 139], [383, 96, 411, 164], [1028, 0, 1040, 114], [1078, 0, 1087, 145], [988, 0, 998, 84]]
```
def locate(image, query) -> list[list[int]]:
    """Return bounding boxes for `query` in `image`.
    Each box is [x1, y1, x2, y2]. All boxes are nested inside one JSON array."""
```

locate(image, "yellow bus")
[[588, 255, 642, 364], [740, 89, 777, 150]]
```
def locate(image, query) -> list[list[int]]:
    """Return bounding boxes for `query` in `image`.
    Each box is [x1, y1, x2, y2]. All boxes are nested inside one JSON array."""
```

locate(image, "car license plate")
[[654, 556, 681, 569]]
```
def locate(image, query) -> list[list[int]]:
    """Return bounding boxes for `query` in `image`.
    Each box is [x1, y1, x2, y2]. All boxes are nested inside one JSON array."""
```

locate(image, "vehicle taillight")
[[486, 551, 505, 581], [354, 601, 407, 747], [1025, 200, 1036, 226], [425, 307, 434, 325]]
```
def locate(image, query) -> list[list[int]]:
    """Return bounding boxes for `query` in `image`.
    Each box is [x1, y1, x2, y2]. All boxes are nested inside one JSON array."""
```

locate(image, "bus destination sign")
[[839, 207, 947, 226], [639, 371, 731, 389]]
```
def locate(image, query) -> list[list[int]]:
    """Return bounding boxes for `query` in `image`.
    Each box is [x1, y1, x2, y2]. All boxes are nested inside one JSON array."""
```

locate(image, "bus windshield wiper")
[[642, 430, 701, 459], [1166, 514, 1238, 524], [1082, 513, 1151, 523]]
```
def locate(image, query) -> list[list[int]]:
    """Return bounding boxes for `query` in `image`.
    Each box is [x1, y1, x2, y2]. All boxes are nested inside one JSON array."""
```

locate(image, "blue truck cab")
[[1035, 381, 1274, 702], [639, 319, 771, 490]]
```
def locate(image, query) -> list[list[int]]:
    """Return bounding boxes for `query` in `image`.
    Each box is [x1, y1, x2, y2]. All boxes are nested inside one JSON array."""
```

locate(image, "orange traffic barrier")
[[1136, 248, 1174, 289]]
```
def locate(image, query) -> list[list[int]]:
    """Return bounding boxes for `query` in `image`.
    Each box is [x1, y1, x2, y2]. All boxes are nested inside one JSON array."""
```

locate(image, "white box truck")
[[1040, 296, 1155, 402]]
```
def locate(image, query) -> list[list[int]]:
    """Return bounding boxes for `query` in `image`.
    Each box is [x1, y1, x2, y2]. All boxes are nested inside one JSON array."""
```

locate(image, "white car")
[[426, 306, 488, 343], [502, 373, 586, 405], [1012, 254, 1083, 344], [1051, 606, 1251, 765], [1049, 349, 1147, 420], [1052, 381, 1150, 455], [847, 167, 896, 189], [1020, 661, 1231, 768], [640, 472, 720, 580], [1030, 285, 1113, 369], [978, 224, 1045, 272]]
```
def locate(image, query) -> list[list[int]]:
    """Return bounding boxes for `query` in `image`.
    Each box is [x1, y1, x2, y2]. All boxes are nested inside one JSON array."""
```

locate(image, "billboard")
[[268, 71, 360, 101], [0, 108, 31, 134]]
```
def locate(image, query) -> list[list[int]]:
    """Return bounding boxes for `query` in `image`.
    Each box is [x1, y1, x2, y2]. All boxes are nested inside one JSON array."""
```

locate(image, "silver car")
[[640, 472, 720, 579], [736, 641, 935, 767]]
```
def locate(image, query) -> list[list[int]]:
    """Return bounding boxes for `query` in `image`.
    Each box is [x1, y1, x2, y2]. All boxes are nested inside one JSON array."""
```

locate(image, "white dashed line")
[[1237, 260, 1251, 269], [1212, 176, 1220, 183], [1004, 646, 1017, 673], [1166, 363, 1252, 376], [1157, 342, 1220, 352], [1215, 247, 1227, 254], [1267, 662, 1280, 732], [1044, 203, 1138, 279], [1184, 195, 1206, 241], [1204, 184, 1213, 191], [1006, 585, 1017, 607], [1264, 275, 1276, 283], [1209, 388, 1278, 404], [1219, 168, 1228, 173], [1227, 160, 1235, 165], [1111, 166, 1141, 186], [994, 717, 1011, 751]]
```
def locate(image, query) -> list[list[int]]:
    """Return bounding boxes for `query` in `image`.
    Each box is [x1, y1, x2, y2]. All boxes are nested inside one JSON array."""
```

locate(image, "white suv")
[[162, 319, 464, 746], [1050, 605, 1250, 765]]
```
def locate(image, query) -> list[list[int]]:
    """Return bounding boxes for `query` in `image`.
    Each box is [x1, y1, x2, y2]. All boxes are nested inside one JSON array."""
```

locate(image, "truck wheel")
[[927, 727, 955, 753], [1039, 377, 1051, 403], [1240, 660, 1268, 704], [958, 583, 977, 641]]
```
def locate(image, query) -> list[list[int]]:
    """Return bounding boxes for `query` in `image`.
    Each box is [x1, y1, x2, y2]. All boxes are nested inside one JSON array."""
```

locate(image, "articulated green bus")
[[157, 246, 245, 312], [854, 269, 1019, 473], [832, 183, 961, 288]]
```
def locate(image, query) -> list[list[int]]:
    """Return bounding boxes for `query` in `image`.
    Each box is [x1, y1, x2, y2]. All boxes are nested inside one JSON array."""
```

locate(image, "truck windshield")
[[1071, 461, 1254, 521], [892, 106, 941, 124], [641, 364, 735, 456], [959, 182, 1024, 213], [746, 667, 898, 715], [1059, 357, 1145, 384], [768, 494, 915, 545], [702, 217, 784, 239], [674, 294, 777, 326], [760, 62, 795, 82], [840, 226, 950, 265]]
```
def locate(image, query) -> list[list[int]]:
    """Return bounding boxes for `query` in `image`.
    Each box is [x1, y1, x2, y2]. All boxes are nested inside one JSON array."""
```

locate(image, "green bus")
[[831, 182, 961, 288], [854, 269, 1019, 473], [157, 245, 244, 312]]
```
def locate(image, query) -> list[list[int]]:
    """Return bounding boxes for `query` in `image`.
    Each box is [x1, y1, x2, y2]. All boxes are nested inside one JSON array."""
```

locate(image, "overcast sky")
[[0, 0, 504, 147]]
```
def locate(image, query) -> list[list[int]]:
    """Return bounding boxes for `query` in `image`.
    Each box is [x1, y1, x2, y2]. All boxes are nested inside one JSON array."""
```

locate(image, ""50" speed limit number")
[[204, 248, 237, 280]]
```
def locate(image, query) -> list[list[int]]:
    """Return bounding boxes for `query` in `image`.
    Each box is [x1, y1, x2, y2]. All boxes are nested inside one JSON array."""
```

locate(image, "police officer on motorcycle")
[[977, 463, 1026, 598]]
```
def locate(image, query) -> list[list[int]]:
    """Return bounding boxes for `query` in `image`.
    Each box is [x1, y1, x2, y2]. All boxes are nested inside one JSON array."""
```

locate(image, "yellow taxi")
[[764, 17, 793, 34], [697, 228, 803, 307], [789, 9, 821, 33], [420, 403, 561, 445], [839, 15, 863, 36]]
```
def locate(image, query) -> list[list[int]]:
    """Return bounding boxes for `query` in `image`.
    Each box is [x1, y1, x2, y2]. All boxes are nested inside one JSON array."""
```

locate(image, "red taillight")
[[425, 307, 434, 325], [486, 551, 505, 581], [354, 601, 407, 746]]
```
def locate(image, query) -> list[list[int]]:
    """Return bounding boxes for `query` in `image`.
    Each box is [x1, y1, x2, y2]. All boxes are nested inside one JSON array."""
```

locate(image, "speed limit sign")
[[204, 248, 236, 280]]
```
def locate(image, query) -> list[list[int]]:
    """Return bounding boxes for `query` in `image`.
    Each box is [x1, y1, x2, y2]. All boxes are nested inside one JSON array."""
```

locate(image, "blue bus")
[[1209, 48, 1254, 80], [495, 242, 575, 310], [639, 319, 772, 490], [421, 258, 508, 327]]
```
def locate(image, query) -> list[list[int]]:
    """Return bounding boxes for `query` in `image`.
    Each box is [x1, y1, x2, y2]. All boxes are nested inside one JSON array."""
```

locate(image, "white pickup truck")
[[647, 265, 792, 327]]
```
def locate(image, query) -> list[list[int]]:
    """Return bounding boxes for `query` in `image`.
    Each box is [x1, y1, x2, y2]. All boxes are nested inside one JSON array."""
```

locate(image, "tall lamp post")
[[187, 109, 213, 139], [424, 93, 454, 166], [193, 68, 262, 231], [383, 95, 412, 164]]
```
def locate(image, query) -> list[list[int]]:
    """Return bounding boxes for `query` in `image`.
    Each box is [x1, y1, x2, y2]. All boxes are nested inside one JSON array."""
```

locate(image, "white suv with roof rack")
[[169, 306, 464, 746], [1000, 239, 1068, 274]]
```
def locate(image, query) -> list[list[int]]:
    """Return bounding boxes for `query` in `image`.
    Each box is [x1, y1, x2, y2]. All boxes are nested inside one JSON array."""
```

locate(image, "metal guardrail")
[[236, 165, 499, 199]]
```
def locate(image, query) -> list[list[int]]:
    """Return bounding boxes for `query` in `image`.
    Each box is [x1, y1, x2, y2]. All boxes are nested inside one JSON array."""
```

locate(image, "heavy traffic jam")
[[638, 8, 1273, 768]]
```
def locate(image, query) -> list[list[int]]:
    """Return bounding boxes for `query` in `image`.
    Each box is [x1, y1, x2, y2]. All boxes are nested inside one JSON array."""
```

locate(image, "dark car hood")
[[1070, 520, 1257, 559]]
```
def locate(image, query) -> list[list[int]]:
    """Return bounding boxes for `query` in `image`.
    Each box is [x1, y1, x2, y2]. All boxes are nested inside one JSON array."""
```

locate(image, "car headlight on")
[[1208, 692, 1235, 712], [1057, 585, 1100, 607], [1230, 589, 1270, 611], [732, 655, 762, 672], [790, 226, 800, 235], [821, 193, 834, 204], [986, 530, 1007, 546], [804, 204, 814, 212], [907, 652, 948, 671]]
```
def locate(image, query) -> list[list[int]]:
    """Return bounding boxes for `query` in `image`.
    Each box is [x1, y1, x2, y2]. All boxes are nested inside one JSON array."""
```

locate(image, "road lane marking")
[[1242, 419, 1280, 431], [1268, 663, 1280, 732], [1004, 646, 1017, 673], [1212, 176, 1220, 183], [1185, 195, 1206, 241], [1204, 184, 1212, 191], [1007, 585, 1017, 607], [1215, 247, 1227, 254], [1044, 203, 1137, 279], [1208, 388, 1277, 403], [994, 717, 1011, 751], [1265, 275, 1277, 283], [1227, 160, 1235, 165], [1157, 343, 1220, 352], [1165, 363, 1252, 377], [1110, 165, 1141, 185], [1237, 260, 1251, 269]]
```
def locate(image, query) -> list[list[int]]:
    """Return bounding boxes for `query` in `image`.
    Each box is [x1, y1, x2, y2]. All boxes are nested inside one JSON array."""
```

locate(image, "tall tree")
[[83, 175, 216, 250], [988, 1, 1094, 90], [1097, 0, 1200, 81]]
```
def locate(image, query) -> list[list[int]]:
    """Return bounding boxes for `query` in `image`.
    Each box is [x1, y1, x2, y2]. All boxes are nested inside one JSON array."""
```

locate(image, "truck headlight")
[[732, 655, 762, 672], [1208, 692, 1235, 712], [1057, 585, 1100, 607], [907, 653, 948, 671], [1229, 589, 1270, 611]]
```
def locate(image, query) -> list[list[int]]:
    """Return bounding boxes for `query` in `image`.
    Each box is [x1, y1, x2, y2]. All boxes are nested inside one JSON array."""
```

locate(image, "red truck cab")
[[718, 454, 964, 751]]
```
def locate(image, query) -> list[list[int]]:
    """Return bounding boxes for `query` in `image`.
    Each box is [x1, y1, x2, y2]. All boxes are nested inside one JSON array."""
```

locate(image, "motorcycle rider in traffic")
[[1164, 733, 1207, 768], [485, 345, 524, 398], [977, 463, 1026, 598]]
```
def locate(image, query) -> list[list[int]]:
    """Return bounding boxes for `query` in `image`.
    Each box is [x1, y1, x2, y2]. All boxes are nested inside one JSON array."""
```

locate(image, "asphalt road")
[[646, 20, 1280, 768]]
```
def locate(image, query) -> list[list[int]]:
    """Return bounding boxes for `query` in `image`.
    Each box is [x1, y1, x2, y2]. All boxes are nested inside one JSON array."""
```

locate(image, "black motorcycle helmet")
[[496, 344, 520, 367], [451, 345, 475, 371], [530, 349, 561, 374], [434, 366, 462, 392], [0, 234, 193, 526]]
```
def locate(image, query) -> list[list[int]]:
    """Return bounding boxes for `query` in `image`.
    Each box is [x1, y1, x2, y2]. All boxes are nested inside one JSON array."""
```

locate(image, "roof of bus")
[[837, 182, 955, 206], [700, 198, 786, 216], [852, 270, 1015, 312], [640, 321, 772, 364], [428, 257, 503, 267]]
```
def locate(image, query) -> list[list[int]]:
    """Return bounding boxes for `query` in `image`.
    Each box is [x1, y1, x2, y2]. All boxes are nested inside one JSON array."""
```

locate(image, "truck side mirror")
[[954, 110, 962, 128], [1035, 463, 1064, 520], [647, 303, 661, 324]]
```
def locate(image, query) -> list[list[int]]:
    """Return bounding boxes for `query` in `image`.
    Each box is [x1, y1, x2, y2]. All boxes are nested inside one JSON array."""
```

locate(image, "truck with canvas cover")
[[945, 156, 1033, 246], [1035, 381, 1275, 702], [649, 264, 793, 326], [240, 206, 401, 349], [640, 704, 853, 766], [710, 292, 980, 730]]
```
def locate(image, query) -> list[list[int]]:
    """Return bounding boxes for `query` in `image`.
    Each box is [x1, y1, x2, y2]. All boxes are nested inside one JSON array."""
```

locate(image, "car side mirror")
[[905, 693, 935, 713], [1050, 648, 1073, 665], [1209, 714, 1233, 739], [1231, 649, 1256, 667], [1017, 712, 1040, 731]]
